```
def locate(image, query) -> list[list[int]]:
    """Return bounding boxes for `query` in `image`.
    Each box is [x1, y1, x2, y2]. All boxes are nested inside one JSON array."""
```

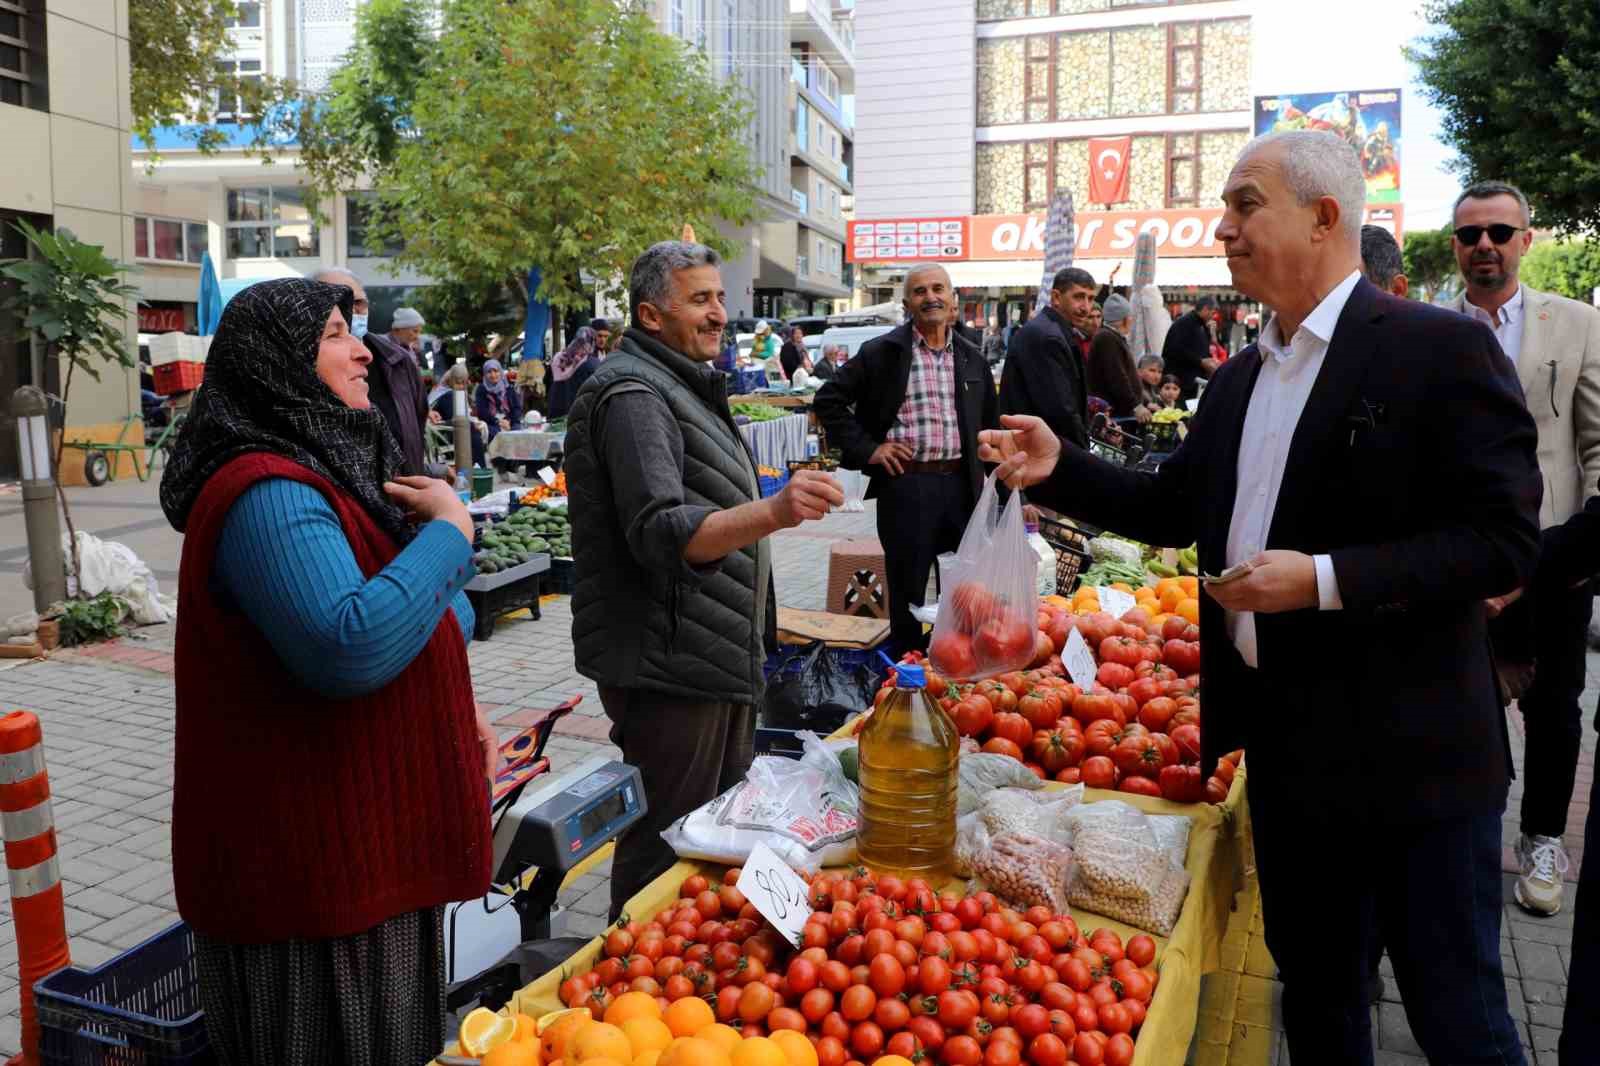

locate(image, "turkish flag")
[[1088, 137, 1132, 205]]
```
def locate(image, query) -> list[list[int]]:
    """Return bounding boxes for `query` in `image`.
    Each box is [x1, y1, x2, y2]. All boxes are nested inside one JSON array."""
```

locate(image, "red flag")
[[1088, 137, 1132, 205]]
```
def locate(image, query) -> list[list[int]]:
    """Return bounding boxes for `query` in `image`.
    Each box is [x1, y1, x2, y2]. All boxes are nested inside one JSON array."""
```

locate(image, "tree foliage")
[[413, 278, 523, 350], [1401, 225, 1461, 302], [300, 0, 760, 320], [1409, 0, 1600, 234], [129, 0, 292, 153], [1522, 240, 1600, 303]]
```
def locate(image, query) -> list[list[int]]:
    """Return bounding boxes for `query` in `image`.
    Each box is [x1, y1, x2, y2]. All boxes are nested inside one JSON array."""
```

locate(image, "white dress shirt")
[[1225, 270, 1361, 668], [1462, 285, 1524, 366]]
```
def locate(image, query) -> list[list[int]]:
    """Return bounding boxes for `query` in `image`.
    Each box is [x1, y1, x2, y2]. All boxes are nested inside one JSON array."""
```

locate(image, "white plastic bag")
[[836, 469, 867, 513], [927, 473, 1039, 680], [661, 731, 860, 870], [957, 752, 1046, 814], [28, 531, 175, 625]]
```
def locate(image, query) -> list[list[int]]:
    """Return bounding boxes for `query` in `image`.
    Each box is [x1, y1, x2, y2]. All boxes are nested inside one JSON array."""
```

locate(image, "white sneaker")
[[1514, 833, 1570, 916]]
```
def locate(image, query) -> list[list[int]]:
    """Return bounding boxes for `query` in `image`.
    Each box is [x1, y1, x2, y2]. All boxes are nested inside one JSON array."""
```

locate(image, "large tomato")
[[1070, 693, 1121, 728], [953, 695, 996, 737], [1075, 612, 1119, 647], [1118, 776, 1162, 797], [1029, 728, 1083, 774], [1018, 690, 1061, 731], [1137, 697, 1179, 733], [1162, 639, 1201, 676], [1134, 661, 1178, 684], [1160, 615, 1190, 640], [981, 737, 1025, 760], [1203, 776, 1230, 803], [950, 583, 1000, 630], [1080, 756, 1117, 789], [1158, 763, 1204, 803], [931, 631, 979, 679], [1112, 734, 1163, 779], [1046, 613, 1072, 653], [1031, 630, 1057, 669], [976, 617, 1035, 669], [1125, 677, 1165, 709], [1095, 661, 1135, 690], [996, 672, 1031, 697], [1098, 636, 1143, 668], [1150, 732, 1179, 768], [977, 680, 1017, 714], [991, 712, 1034, 748], [1085, 719, 1142, 758]]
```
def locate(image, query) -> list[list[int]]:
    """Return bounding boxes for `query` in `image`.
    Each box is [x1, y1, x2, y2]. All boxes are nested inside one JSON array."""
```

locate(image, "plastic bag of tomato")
[[558, 866, 1159, 1066], [870, 605, 1237, 804]]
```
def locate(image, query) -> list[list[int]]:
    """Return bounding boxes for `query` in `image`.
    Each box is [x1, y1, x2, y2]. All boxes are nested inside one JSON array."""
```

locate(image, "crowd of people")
[[155, 126, 1600, 1065]]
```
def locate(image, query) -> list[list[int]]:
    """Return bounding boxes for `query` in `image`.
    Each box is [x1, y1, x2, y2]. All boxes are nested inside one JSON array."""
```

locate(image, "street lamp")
[[11, 386, 64, 611]]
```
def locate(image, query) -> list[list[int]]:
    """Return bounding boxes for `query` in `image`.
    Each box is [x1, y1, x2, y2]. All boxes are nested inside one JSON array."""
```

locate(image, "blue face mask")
[[350, 313, 369, 339]]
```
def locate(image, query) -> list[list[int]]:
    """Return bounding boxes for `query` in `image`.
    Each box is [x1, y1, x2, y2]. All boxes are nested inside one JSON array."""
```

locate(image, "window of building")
[[695, 0, 707, 49], [791, 188, 808, 214], [226, 185, 320, 259], [225, 2, 261, 28], [1023, 140, 1052, 212], [1166, 132, 1199, 207], [797, 253, 809, 277], [722, 0, 735, 76], [1023, 35, 1052, 124], [214, 58, 262, 122], [817, 62, 839, 103], [134, 216, 209, 264], [347, 192, 404, 258], [794, 98, 809, 150], [1168, 22, 1201, 113], [669, 0, 685, 40], [791, 47, 807, 87], [0, 0, 46, 111]]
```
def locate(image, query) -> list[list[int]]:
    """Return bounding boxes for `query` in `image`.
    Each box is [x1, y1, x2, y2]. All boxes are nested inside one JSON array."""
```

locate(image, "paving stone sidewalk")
[[0, 478, 1589, 1064]]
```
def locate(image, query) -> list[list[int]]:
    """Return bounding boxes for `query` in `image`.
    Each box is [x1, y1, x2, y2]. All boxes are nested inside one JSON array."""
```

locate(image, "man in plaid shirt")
[[815, 265, 1000, 653]]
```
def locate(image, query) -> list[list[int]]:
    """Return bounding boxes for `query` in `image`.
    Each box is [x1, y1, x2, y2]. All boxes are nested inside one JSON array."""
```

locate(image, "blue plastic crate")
[[37, 922, 212, 1066], [758, 472, 789, 498]]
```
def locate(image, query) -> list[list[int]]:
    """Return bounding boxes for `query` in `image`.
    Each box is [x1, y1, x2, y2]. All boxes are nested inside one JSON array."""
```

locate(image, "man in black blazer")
[[1161, 294, 1220, 398], [997, 267, 1095, 449], [814, 265, 998, 654], [981, 131, 1539, 1066]]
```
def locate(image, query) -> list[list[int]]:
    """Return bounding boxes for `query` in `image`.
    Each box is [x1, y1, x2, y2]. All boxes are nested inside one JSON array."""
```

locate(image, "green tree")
[[300, 0, 759, 322], [1409, 0, 1600, 234], [1402, 225, 1460, 302], [413, 278, 523, 352], [1522, 239, 1600, 302], [130, 0, 293, 154], [0, 222, 140, 585]]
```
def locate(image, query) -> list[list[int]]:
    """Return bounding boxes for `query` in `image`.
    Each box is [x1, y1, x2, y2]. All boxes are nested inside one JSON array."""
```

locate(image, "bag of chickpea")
[[970, 831, 1075, 913]]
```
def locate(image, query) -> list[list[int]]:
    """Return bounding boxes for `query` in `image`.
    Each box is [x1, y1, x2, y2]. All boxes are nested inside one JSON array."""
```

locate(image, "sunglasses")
[[1454, 224, 1525, 245]]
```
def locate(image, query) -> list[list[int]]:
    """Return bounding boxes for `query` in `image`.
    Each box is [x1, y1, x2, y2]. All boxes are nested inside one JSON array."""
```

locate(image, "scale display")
[[491, 755, 645, 884]]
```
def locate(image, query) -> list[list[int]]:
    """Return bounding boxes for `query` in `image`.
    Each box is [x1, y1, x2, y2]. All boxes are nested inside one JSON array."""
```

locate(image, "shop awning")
[[942, 257, 1235, 290]]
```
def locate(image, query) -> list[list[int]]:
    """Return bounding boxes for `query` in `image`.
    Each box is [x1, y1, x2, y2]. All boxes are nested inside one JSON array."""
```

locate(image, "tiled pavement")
[[0, 477, 1589, 1063]]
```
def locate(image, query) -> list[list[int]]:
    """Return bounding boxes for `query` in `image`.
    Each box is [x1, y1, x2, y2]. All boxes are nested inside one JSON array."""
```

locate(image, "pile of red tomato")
[[560, 867, 1160, 1066], [876, 602, 1238, 805]]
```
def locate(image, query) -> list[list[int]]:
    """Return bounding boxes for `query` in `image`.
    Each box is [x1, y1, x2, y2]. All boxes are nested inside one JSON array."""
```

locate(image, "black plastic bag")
[[760, 641, 878, 736]]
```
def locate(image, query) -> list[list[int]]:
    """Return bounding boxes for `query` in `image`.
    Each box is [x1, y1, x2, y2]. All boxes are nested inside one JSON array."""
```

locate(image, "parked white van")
[[819, 324, 894, 360]]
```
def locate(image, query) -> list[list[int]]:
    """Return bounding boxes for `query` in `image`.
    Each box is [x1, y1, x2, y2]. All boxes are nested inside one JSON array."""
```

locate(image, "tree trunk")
[[50, 356, 83, 593]]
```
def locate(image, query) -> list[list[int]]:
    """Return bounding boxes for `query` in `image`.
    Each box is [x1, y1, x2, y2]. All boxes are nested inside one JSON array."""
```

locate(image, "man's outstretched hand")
[[978, 415, 1063, 490]]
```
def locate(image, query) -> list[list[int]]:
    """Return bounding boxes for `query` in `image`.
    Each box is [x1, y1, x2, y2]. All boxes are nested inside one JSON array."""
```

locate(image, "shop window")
[[134, 216, 209, 264], [226, 186, 320, 260]]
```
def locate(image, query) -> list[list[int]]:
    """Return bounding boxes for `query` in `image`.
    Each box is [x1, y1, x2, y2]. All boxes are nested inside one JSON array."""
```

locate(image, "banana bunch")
[[1177, 544, 1199, 575]]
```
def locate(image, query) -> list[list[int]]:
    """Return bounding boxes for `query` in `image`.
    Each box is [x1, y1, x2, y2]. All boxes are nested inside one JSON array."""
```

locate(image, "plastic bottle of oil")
[[857, 659, 960, 876]]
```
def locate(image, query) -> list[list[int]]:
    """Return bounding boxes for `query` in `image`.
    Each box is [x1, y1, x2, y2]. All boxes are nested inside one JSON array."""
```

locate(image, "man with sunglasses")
[[1449, 180, 1600, 920]]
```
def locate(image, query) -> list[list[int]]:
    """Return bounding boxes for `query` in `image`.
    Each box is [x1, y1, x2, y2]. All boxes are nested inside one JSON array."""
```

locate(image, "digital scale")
[[443, 704, 646, 1019]]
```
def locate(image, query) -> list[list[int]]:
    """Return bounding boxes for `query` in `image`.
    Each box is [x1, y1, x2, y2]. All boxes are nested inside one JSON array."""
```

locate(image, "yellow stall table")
[[508, 768, 1250, 1066]]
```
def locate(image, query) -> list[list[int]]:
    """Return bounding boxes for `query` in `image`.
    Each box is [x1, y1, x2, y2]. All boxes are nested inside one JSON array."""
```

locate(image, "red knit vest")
[[171, 453, 491, 943]]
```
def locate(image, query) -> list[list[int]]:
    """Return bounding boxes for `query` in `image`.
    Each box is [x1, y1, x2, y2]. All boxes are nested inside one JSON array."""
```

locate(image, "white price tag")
[[1062, 626, 1099, 690], [1097, 586, 1137, 620], [537, 466, 557, 486], [1185, 398, 1199, 413], [740, 842, 815, 948]]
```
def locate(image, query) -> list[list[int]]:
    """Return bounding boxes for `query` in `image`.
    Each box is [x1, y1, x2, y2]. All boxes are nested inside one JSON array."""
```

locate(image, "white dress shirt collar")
[[1464, 284, 1523, 330], [1259, 270, 1363, 361]]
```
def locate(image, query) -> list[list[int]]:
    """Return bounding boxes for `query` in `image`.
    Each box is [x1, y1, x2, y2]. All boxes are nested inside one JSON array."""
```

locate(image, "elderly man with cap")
[[1087, 295, 1143, 419]]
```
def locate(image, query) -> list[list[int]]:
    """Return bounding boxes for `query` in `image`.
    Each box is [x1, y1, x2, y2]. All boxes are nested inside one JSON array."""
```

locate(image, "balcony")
[[791, 188, 809, 213], [788, 0, 853, 90]]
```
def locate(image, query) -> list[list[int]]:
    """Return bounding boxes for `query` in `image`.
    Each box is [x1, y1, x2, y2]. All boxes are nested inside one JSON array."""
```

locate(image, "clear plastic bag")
[[979, 786, 1084, 839], [1071, 826, 1170, 901], [953, 811, 990, 878], [927, 473, 1040, 680], [971, 832, 1075, 913], [1061, 800, 1195, 934], [1068, 862, 1189, 937], [958, 753, 1047, 814], [837, 469, 868, 513]]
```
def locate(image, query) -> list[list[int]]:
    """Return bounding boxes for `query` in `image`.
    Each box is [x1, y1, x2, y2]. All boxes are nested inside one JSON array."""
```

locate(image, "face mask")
[[350, 313, 369, 339]]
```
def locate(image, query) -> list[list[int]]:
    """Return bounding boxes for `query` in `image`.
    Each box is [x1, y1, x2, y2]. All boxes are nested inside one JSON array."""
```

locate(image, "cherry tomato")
[[875, 996, 911, 1031], [1037, 983, 1075, 1012], [1014, 961, 1046, 995], [821, 960, 852, 993], [1071, 1000, 1099, 1035], [942, 1035, 983, 1066], [1072, 1033, 1104, 1066], [1103, 1033, 1135, 1066], [738, 982, 776, 1023], [938, 989, 980, 1029], [1098, 1002, 1132, 1035], [1026, 1034, 1067, 1066], [1126, 935, 1156, 969], [887, 1033, 920, 1060], [766, 1006, 806, 1032], [984, 1039, 1021, 1066], [801, 988, 836, 1023], [817, 1036, 848, 1066], [1120, 998, 1147, 1030], [981, 993, 1011, 1026], [850, 1022, 885, 1059], [1120, 970, 1152, 1004], [821, 1012, 851, 1042], [864, 929, 897, 961], [955, 898, 985, 929], [919, 956, 953, 996], [841, 985, 877, 1022], [627, 956, 655, 981], [715, 985, 741, 1022], [949, 931, 980, 961], [787, 958, 818, 995], [907, 1016, 946, 1053]]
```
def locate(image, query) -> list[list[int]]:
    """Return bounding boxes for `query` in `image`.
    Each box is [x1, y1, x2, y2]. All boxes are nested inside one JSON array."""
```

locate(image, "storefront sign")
[[138, 306, 186, 333], [848, 218, 968, 264]]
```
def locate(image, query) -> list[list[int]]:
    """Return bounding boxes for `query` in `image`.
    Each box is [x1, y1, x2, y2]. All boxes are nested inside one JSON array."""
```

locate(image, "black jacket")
[[1086, 326, 1142, 417], [1161, 309, 1212, 398], [997, 306, 1089, 449], [780, 340, 808, 380], [813, 323, 998, 504], [365, 332, 439, 478], [1029, 280, 1542, 823]]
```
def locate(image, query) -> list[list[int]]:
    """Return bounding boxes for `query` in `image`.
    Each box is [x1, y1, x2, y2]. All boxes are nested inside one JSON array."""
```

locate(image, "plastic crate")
[[151, 361, 204, 396], [758, 472, 789, 498], [542, 556, 575, 595], [37, 922, 212, 1066], [1037, 515, 1095, 597]]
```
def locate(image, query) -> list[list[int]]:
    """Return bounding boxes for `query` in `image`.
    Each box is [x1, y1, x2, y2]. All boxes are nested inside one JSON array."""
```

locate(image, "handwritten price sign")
[[742, 841, 815, 948], [1062, 626, 1099, 690]]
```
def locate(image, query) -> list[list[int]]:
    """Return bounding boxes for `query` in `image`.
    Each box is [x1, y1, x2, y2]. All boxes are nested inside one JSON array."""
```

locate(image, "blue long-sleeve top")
[[214, 478, 476, 698]]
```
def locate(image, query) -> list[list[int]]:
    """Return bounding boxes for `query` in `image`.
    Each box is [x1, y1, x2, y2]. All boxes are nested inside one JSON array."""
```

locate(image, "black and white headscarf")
[[160, 278, 415, 544]]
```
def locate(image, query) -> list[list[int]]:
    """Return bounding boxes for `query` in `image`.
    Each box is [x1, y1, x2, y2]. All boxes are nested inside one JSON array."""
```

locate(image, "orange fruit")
[[462, 1008, 519, 1058], [730, 1037, 789, 1066], [606, 992, 662, 1027], [1109, 581, 1134, 594], [573, 1022, 633, 1064], [696, 1025, 741, 1055], [1178, 576, 1199, 597], [873, 1058, 916, 1066], [769, 1029, 819, 1066], [485, 1044, 544, 1066], [1133, 586, 1157, 603], [1176, 597, 1200, 624], [635, 1052, 663, 1066], [622, 1018, 674, 1058], [513, 1014, 540, 1044], [578, 1058, 626, 1066], [659, 1036, 732, 1066], [662, 997, 715, 1038], [1159, 584, 1184, 613], [544, 1014, 592, 1063]]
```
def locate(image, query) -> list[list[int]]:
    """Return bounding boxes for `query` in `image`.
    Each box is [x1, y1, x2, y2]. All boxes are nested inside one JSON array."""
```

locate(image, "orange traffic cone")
[[2, 711, 71, 1066]]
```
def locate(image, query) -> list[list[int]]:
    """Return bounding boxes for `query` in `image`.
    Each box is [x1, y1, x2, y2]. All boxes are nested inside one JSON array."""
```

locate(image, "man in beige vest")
[[1450, 180, 1600, 917]]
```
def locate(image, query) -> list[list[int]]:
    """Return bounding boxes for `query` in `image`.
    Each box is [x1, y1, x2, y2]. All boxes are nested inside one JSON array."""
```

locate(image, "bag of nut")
[[1072, 826, 1169, 901], [1068, 862, 1189, 937], [970, 831, 1075, 913]]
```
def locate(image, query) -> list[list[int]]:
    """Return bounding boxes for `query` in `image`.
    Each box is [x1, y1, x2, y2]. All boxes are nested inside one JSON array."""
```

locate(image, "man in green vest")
[[565, 241, 845, 917]]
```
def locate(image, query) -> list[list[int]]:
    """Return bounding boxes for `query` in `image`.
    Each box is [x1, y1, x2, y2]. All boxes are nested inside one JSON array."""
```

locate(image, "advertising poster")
[[1254, 88, 1402, 202]]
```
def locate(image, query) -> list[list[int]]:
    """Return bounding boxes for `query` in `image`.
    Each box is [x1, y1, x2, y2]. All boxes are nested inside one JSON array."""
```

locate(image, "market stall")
[[736, 412, 810, 471], [487, 428, 567, 465]]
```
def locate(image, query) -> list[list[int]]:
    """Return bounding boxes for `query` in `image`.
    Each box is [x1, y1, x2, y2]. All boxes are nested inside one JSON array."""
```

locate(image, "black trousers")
[[599, 686, 754, 921], [874, 471, 972, 656], [1516, 580, 1593, 838]]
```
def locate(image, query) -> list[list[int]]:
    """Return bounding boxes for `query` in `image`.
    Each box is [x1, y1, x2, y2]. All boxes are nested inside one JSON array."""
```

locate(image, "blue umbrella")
[[523, 267, 550, 361], [197, 251, 223, 335]]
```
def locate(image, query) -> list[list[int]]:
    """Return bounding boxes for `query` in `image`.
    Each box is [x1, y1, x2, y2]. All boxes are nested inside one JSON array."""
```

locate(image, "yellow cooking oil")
[[856, 659, 960, 876]]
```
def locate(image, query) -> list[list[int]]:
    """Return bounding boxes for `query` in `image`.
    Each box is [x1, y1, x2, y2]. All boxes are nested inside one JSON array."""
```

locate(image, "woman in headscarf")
[[544, 325, 601, 420], [473, 357, 522, 439], [159, 278, 495, 1066]]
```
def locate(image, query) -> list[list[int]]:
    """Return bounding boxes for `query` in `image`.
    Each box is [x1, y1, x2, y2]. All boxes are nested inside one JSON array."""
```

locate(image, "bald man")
[[814, 265, 999, 654]]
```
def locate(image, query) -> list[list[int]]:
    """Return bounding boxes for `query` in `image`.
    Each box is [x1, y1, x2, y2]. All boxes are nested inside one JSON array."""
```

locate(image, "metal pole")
[[10, 387, 64, 612], [452, 357, 472, 483]]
